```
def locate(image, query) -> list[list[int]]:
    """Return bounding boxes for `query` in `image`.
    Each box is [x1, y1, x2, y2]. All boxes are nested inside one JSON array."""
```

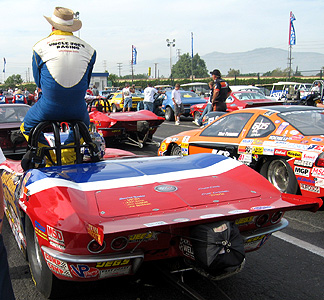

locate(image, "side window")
[[200, 113, 253, 138], [246, 115, 275, 138]]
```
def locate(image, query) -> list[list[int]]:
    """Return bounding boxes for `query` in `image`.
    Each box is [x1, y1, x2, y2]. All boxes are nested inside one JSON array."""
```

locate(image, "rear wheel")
[[170, 144, 182, 156], [260, 158, 298, 194], [165, 107, 174, 121], [26, 217, 59, 298]]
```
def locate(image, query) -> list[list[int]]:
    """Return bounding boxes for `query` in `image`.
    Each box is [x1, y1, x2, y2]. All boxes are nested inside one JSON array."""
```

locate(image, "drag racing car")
[[88, 98, 164, 148], [158, 105, 324, 198], [1, 118, 322, 298]]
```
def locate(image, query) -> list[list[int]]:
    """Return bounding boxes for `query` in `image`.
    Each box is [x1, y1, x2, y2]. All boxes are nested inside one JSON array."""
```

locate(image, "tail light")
[[315, 152, 324, 167], [255, 214, 269, 227], [88, 240, 106, 253]]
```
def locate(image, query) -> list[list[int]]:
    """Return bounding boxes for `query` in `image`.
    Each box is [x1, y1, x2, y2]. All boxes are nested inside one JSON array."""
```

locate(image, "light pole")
[[166, 39, 175, 79]]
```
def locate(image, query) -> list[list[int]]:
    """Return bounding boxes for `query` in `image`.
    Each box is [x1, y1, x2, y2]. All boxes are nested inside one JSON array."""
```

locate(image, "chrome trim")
[[41, 246, 144, 264], [241, 218, 288, 241]]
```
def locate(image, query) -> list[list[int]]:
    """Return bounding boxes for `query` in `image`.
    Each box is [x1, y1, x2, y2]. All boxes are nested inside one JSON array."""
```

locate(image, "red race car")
[[0, 119, 322, 298], [88, 98, 164, 148], [190, 91, 281, 124]]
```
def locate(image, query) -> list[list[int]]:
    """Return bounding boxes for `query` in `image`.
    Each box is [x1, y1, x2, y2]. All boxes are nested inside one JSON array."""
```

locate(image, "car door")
[[186, 112, 255, 158]]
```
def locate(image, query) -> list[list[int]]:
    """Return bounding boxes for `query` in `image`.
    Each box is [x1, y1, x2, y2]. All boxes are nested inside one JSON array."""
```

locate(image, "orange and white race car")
[[158, 105, 324, 198]]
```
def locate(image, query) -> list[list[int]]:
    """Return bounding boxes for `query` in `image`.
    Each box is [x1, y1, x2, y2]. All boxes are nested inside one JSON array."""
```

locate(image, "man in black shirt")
[[210, 69, 231, 112]]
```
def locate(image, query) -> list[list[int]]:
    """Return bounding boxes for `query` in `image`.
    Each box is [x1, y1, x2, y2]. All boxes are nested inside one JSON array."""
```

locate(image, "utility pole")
[[117, 63, 122, 77], [154, 63, 158, 79]]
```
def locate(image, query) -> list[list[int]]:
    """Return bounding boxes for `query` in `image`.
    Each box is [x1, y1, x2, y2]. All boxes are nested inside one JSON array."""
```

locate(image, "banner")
[[3, 57, 6, 73], [289, 11, 296, 46], [132, 45, 137, 65]]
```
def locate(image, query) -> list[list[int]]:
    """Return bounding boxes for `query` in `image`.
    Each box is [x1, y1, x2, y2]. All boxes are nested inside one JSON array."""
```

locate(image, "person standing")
[[0, 90, 8, 104], [21, 7, 96, 164], [12, 89, 27, 104], [172, 83, 183, 125], [122, 83, 135, 112], [143, 83, 158, 112], [92, 85, 99, 96], [0, 148, 16, 300], [210, 69, 231, 112]]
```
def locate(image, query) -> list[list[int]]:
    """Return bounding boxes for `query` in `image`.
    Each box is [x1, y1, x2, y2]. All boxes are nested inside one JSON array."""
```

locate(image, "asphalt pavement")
[[3, 118, 324, 300]]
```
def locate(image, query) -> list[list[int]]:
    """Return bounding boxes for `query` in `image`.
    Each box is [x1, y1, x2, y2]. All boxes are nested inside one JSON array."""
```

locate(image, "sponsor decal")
[[274, 119, 281, 123], [47, 225, 65, 246], [172, 218, 190, 222], [252, 146, 263, 155], [312, 138, 323, 142], [235, 216, 254, 225], [160, 142, 167, 152], [120, 194, 151, 208], [308, 145, 324, 151], [34, 220, 48, 241], [228, 209, 250, 214], [70, 264, 99, 278], [96, 259, 130, 268], [182, 136, 190, 143], [238, 145, 247, 153], [241, 139, 254, 145], [44, 252, 72, 278], [302, 152, 318, 162], [289, 135, 304, 141], [269, 135, 288, 141], [296, 176, 315, 184], [290, 130, 299, 135], [315, 178, 324, 188], [300, 183, 320, 193], [275, 122, 289, 135], [85, 222, 104, 246], [300, 140, 309, 144], [144, 221, 168, 227], [199, 214, 224, 219], [287, 151, 302, 158], [99, 266, 131, 279], [238, 154, 252, 164], [244, 234, 271, 252], [128, 232, 158, 242], [252, 139, 264, 145], [294, 166, 310, 177], [263, 147, 275, 155], [274, 149, 287, 156], [155, 185, 177, 192], [181, 145, 189, 155], [294, 160, 313, 168], [250, 206, 274, 210], [312, 167, 324, 178], [263, 111, 275, 116], [179, 238, 195, 260], [201, 190, 229, 197], [211, 149, 231, 157]]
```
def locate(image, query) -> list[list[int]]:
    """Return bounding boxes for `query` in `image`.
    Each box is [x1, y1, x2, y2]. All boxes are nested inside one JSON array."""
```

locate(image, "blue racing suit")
[[21, 30, 96, 147]]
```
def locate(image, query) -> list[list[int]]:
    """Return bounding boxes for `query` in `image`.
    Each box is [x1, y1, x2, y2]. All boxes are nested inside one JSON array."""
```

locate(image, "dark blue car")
[[160, 90, 207, 121]]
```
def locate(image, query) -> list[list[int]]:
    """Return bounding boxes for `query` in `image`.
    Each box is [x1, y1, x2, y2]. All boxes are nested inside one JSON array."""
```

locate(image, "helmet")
[[82, 132, 105, 161]]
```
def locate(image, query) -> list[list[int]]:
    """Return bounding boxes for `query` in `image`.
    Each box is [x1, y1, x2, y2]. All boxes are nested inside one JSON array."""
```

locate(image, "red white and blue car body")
[[1, 151, 322, 297]]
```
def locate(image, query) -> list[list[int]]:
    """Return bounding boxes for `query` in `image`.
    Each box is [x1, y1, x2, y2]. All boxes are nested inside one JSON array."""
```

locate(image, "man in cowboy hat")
[[21, 7, 96, 165]]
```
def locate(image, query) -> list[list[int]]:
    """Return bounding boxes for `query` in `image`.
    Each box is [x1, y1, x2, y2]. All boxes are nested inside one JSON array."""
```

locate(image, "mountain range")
[[134, 47, 324, 78]]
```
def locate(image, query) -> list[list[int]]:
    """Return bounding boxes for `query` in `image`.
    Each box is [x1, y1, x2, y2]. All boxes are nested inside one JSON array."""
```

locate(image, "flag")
[[132, 45, 137, 65], [289, 11, 296, 46], [3, 57, 6, 73]]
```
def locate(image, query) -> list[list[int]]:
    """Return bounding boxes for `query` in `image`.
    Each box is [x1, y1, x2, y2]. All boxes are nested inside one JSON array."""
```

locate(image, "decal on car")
[[294, 167, 310, 177], [287, 151, 302, 159], [99, 266, 131, 279], [96, 259, 130, 268], [294, 160, 313, 168], [179, 238, 195, 260], [44, 252, 72, 278], [300, 183, 320, 193], [311, 167, 324, 178]]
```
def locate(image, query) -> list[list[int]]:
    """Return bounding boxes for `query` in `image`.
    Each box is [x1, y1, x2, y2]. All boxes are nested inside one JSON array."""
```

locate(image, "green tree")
[[4, 74, 23, 87], [227, 68, 240, 77], [171, 53, 208, 79]]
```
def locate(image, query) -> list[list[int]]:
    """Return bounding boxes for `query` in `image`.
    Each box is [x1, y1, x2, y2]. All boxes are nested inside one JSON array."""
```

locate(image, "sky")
[[1, 0, 324, 82]]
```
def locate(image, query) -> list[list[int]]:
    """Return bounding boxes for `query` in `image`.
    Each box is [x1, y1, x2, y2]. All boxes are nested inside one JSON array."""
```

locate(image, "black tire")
[[26, 217, 59, 298], [260, 158, 298, 194], [170, 144, 182, 156], [165, 107, 174, 121], [112, 104, 118, 113], [194, 111, 201, 124]]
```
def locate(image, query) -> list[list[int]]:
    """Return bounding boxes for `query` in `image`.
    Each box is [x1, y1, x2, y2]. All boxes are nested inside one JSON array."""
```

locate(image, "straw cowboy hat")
[[44, 7, 82, 32]]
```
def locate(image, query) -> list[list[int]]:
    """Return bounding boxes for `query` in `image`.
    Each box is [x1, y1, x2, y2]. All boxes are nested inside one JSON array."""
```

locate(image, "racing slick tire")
[[26, 217, 59, 298], [194, 111, 201, 124], [260, 157, 298, 194], [165, 106, 175, 121], [170, 144, 182, 156], [112, 104, 118, 113]]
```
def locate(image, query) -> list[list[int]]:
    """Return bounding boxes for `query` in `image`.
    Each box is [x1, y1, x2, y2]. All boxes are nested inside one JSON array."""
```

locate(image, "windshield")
[[232, 92, 266, 100], [279, 110, 324, 135], [0, 105, 29, 123]]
